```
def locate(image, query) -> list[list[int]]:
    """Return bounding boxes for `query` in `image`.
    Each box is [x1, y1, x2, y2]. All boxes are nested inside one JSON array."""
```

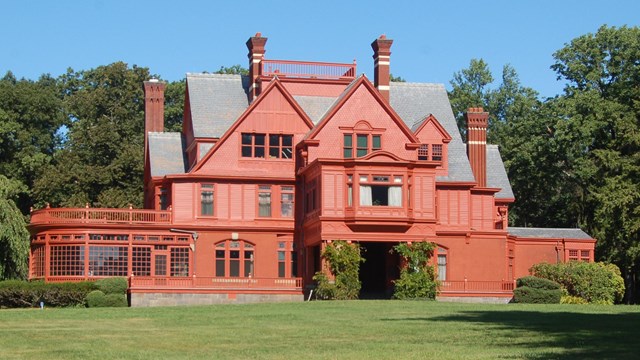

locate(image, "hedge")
[[516, 276, 562, 290], [513, 286, 562, 304], [0, 280, 97, 308], [86, 290, 128, 308], [95, 277, 128, 295]]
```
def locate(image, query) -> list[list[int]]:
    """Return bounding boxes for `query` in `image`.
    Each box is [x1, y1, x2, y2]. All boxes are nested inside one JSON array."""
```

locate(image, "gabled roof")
[[304, 76, 419, 143], [186, 73, 250, 138], [390, 82, 474, 182], [148, 132, 187, 177], [486, 145, 514, 199], [508, 227, 594, 240], [190, 78, 314, 173], [411, 114, 452, 142]]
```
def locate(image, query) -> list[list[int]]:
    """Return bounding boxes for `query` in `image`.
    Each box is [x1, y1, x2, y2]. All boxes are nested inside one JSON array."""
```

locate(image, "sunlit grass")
[[1, 301, 638, 359]]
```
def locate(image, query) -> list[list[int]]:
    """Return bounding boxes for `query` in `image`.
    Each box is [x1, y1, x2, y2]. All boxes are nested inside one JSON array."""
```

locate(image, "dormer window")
[[418, 144, 443, 161]]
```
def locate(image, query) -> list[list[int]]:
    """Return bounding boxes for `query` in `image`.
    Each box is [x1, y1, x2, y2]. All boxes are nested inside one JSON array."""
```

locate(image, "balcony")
[[261, 59, 356, 80], [438, 280, 515, 297], [30, 207, 172, 226], [129, 276, 303, 293]]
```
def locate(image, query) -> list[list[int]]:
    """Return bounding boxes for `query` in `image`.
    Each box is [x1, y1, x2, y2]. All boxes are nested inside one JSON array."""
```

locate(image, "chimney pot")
[[371, 35, 393, 103]]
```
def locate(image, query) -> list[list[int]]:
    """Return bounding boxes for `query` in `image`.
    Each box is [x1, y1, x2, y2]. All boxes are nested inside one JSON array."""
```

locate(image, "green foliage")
[[86, 289, 128, 307], [313, 241, 364, 300], [0, 280, 97, 308], [164, 79, 185, 132], [0, 176, 30, 280], [516, 276, 562, 290], [389, 73, 406, 82], [213, 65, 248, 75], [513, 286, 562, 304], [392, 242, 438, 299], [531, 261, 625, 304], [95, 277, 128, 295], [561, 295, 588, 304]]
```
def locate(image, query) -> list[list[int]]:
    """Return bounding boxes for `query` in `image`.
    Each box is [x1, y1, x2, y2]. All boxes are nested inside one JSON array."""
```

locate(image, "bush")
[[86, 290, 128, 307], [516, 276, 562, 290], [530, 261, 625, 304], [392, 242, 438, 300], [561, 295, 588, 304], [313, 241, 364, 300], [513, 286, 562, 304], [95, 277, 128, 295], [0, 280, 97, 308]]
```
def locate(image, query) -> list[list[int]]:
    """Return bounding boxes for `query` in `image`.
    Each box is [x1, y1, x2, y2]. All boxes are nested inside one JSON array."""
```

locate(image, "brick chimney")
[[143, 79, 166, 158], [371, 34, 393, 102], [247, 32, 267, 102], [465, 107, 489, 187]]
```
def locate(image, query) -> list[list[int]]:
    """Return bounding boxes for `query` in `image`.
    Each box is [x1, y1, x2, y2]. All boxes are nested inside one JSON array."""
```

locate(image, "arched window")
[[215, 240, 254, 277]]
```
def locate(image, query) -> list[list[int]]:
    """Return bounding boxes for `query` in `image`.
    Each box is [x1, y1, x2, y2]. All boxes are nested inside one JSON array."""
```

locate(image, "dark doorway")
[[359, 242, 398, 299]]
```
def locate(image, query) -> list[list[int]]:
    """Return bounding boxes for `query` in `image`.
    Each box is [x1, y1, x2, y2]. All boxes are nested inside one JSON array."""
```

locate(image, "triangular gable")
[[413, 114, 452, 143], [190, 78, 314, 172], [303, 75, 419, 144]]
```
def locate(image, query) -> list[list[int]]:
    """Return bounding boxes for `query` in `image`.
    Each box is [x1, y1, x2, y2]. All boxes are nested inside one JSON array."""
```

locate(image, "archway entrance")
[[359, 242, 399, 299]]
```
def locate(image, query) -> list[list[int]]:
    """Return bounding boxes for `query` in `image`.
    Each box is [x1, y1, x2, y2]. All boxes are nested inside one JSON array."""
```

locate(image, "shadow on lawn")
[[386, 309, 639, 359]]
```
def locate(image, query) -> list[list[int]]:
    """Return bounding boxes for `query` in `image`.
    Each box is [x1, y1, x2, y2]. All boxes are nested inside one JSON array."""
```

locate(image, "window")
[[200, 184, 214, 216], [88, 246, 128, 276], [155, 254, 167, 276], [170, 247, 190, 277], [242, 133, 293, 159], [132, 247, 151, 276], [437, 248, 447, 281], [215, 240, 254, 277], [159, 188, 168, 210], [278, 242, 286, 278], [50, 245, 84, 276], [580, 250, 590, 262], [418, 144, 443, 161], [359, 175, 403, 206], [281, 186, 294, 217], [31, 245, 45, 278], [258, 185, 272, 217], [278, 241, 296, 278], [269, 134, 293, 159], [343, 134, 353, 158], [344, 134, 382, 158], [305, 179, 318, 213], [347, 175, 353, 207]]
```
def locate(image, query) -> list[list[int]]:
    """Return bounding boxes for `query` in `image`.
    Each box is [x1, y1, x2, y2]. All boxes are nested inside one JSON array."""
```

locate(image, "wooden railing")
[[30, 207, 172, 225], [261, 59, 356, 80], [129, 276, 303, 291], [439, 280, 515, 293]]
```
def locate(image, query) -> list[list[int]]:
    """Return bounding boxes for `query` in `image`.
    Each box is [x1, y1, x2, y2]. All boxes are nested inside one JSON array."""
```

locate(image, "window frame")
[[214, 240, 255, 278], [242, 133, 293, 160], [200, 183, 215, 217], [343, 133, 382, 158]]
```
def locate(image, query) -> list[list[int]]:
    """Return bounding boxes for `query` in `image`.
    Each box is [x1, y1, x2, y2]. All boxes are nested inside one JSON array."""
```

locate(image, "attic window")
[[418, 144, 443, 162], [242, 133, 293, 159], [343, 134, 381, 158]]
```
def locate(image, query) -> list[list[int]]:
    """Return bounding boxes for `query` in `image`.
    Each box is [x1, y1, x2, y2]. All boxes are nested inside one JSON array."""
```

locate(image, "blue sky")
[[2, 0, 638, 98]]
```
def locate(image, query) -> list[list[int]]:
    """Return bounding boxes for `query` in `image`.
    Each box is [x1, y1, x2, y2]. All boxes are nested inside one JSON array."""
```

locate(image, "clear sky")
[[2, 0, 638, 98]]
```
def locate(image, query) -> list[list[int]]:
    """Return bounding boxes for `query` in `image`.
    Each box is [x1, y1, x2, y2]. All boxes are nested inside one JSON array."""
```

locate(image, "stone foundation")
[[130, 292, 304, 307]]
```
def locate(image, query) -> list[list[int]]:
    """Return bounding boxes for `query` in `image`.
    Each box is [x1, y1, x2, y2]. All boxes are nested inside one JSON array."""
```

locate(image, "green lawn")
[[1, 300, 638, 359]]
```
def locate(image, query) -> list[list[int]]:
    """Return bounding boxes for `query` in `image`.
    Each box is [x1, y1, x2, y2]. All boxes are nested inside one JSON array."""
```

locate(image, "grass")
[[1, 301, 639, 359]]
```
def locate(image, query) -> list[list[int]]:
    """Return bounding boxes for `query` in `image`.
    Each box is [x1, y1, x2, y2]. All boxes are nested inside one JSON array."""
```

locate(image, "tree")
[[214, 65, 248, 75], [33, 62, 152, 208], [0, 72, 65, 214], [449, 59, 494, 141], [549, 25, 640, 302], [0, 175, 29, 280]]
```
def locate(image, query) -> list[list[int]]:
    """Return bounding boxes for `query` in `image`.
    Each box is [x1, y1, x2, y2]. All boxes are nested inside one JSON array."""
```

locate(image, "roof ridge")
[[186, 73, 243, 79], [390, 82, 445, 88]]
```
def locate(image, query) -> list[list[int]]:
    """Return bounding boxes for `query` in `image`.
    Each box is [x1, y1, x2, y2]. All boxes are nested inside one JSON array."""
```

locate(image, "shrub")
[[513, 286, 562, 304], [516, 276, 562, 290], [95, 277, 128, 295], [313, 241, 364, 300], [0, 280, 97, 308], [561, 295, 588, 304], [86, 290, 128, 307], [530, 261, 625, 304], [392, 242, 438, 300]]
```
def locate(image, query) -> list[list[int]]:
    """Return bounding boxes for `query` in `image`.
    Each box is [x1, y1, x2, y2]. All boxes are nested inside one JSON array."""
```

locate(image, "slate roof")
[[293, 95, 337, 124], [390, 82, 475, 183], [487, 145, 514, 199], [508, 227, 594, 240], [186, 73, 250, 138], [148, 132, 187, 176]]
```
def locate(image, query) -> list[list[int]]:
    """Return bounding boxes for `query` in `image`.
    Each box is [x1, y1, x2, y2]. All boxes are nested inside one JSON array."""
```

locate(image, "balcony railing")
[[30, 207, 172, 225], [129, 276, 303, 291], [439, 280, 515, 294], [261, 59, 356, 80]]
